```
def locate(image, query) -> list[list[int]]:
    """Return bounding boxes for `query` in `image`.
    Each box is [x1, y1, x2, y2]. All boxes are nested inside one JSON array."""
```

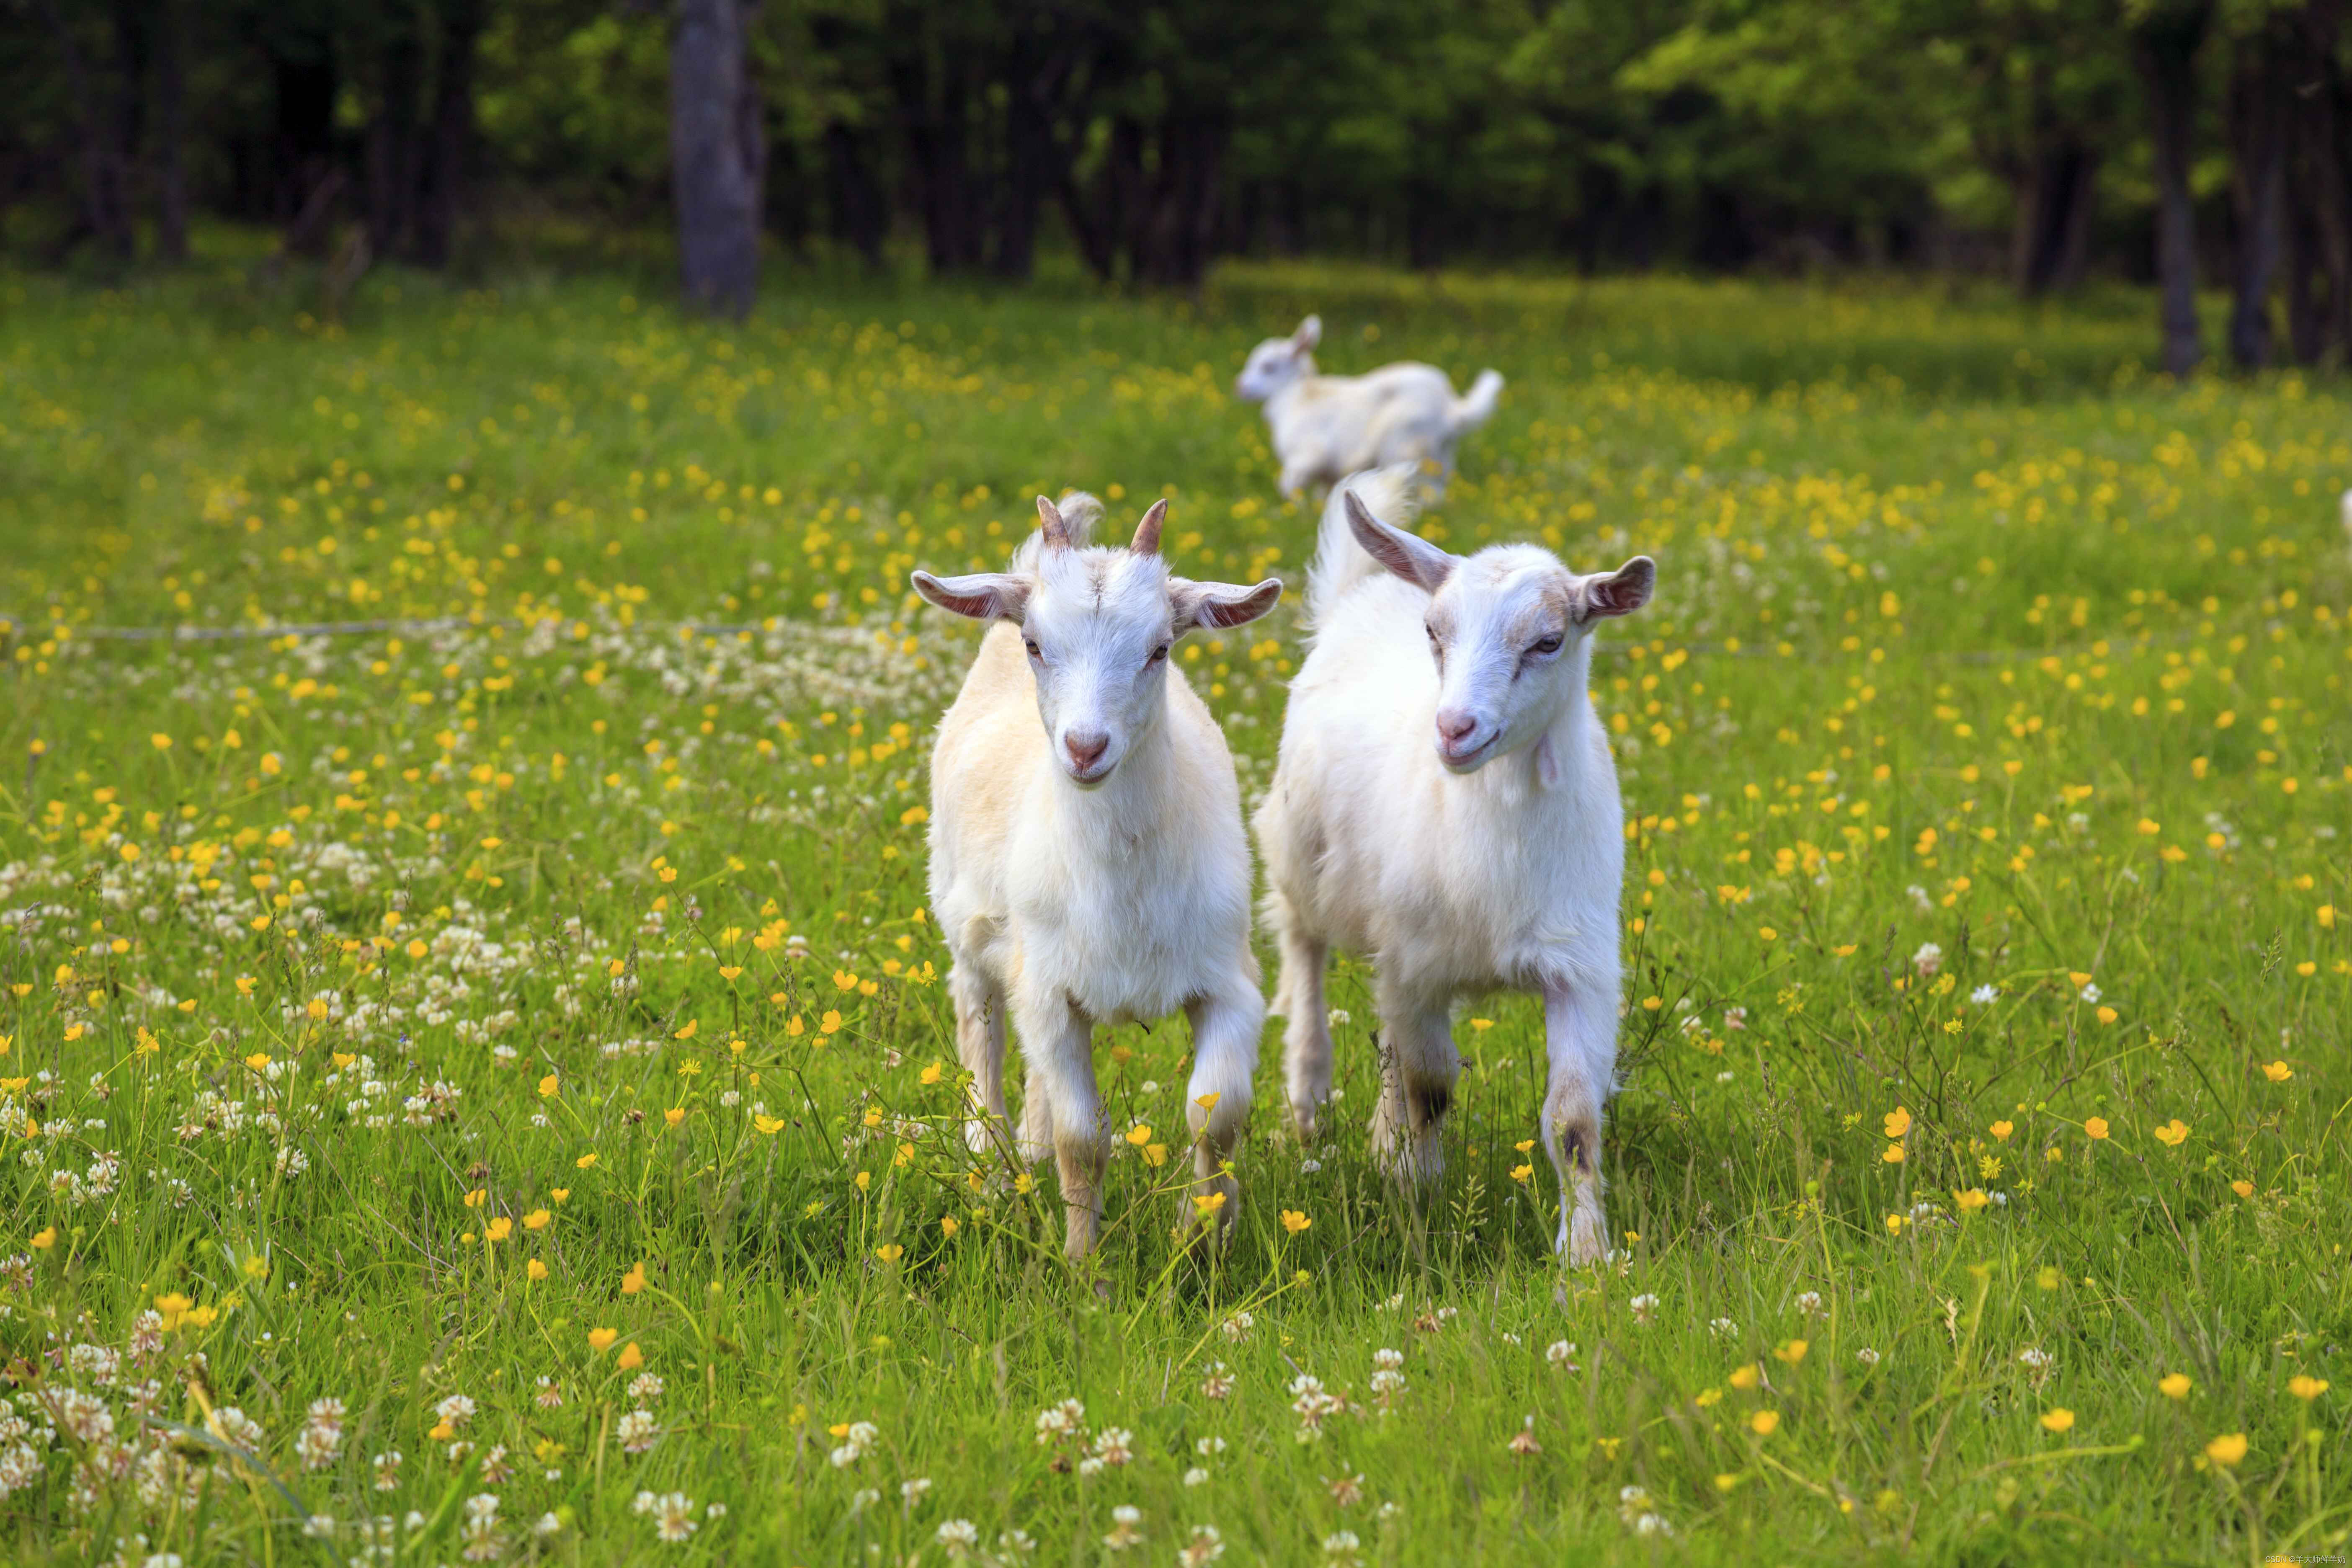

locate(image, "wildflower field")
[[0, 256, 2347, 1566]]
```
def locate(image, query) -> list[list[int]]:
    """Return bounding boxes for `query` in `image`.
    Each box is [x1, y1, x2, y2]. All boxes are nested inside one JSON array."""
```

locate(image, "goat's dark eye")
[[1530, 634, 1564, 657], [1024, 640, 1042, 660], [1148, 645, 1169, 665]]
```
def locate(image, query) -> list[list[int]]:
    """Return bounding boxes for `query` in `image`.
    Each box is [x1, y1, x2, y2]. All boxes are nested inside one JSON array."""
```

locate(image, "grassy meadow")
[[0, 253, 2347, 1565]]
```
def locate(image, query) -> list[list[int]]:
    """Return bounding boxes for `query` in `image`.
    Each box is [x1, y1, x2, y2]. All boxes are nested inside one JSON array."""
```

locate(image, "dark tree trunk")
[[2136, 5, 2211, 377], [155, 0, 186, 263], [108, 0, 147, 262], [1405, 182, 1444, 271], [2226, 30, 2290, 368], [992, 39, 1075, 281], [1063, 116, 1142, 282], [1131, 116, 1225, 289], [823, 124, 888, 266], [2283, 1, 2351, 366], [2011, 143, 2098, 296], [37, 0, 135, 263], [367, 16, 423, 260], [413, 0, 480, 269], [271, 41, 338, 249], [671, 0, 765, 316], [899, 54, 985, 275]]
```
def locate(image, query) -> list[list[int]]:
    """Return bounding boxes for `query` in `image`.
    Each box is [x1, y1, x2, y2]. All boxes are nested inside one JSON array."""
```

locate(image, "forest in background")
[[6, 0, 2352, 372]]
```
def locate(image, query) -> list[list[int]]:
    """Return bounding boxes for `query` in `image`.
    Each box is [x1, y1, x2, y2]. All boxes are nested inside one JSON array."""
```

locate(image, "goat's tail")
[[1449, 369, 1504, 433], [1306, 464, 1423, 627], [1006, 490, 1103, 571]]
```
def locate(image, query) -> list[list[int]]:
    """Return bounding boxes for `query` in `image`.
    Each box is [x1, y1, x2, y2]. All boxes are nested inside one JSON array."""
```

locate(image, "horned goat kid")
[[912, 493, 1282, 1261], [1234, 315, 1504, 500], [1254, 467, 1654, 1266]]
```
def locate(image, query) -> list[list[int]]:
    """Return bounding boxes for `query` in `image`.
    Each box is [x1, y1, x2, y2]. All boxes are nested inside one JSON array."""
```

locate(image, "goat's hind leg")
[[1271, 924, 1333, 1144]]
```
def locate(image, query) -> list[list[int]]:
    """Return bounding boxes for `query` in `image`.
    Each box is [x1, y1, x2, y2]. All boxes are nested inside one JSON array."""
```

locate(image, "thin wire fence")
[[0, 609, 2211, 668]]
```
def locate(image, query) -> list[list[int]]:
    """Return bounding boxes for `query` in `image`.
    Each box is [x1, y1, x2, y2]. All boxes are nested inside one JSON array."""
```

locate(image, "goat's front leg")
[[1270, 925, 1332, 1143], [1017, 995, 1107, 1261], [948, 961, 1011, 1159], [1540, 980, 1617, 1267], [1368, 984, 1456, 1186], [1182, 980, 1264, 1247]]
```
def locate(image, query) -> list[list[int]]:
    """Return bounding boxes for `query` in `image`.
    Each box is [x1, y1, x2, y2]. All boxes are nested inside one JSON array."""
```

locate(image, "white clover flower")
[[1971, 984, 2000, 1005], [1911, 942, 1943, 977], [1178, 1524, 1225, 1565]]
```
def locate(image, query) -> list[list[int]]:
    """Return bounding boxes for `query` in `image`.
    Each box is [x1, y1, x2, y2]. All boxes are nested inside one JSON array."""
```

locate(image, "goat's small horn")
[[1036, 495, 1069, 549], [1130, 498, 1167, 555]]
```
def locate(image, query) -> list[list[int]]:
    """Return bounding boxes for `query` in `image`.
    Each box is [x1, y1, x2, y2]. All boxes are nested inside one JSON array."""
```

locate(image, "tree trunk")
[[413, 0, 481, 269], [823, 123, 888, 266], [271, 38, 338, 249], [2285, 1, 2351, 366], [107, 0, 147, 263], [36, 0, 135, 263], [993, 40, 1075, 281], [367, 16, 423, 260], [1061, 116, 1142, 283], [2010, 143, 2097, 296], [1131, 116, 1225, 289], [2225, 30, 2290, 368], [2135, 6, 2211, 376], [899, 53, 985, 275], [671, 0, 765, 316], [155, 0, 186, 263]]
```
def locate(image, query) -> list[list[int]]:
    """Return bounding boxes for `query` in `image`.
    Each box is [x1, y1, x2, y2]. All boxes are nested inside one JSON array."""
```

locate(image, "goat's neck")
[[1518, 640, 1600, 799]]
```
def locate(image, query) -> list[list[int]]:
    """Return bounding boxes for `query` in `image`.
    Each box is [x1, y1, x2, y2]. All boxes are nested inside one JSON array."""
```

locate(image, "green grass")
[[0, 250, 2347, 1565]]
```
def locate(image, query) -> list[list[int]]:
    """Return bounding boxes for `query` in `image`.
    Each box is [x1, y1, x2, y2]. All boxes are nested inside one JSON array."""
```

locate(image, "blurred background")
[[1, 0, 2348, 373]]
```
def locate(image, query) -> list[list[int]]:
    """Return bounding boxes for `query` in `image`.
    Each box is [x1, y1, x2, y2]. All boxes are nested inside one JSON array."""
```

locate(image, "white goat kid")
[[1233, 315, 1504, 501], [1254, 467, 1654, 1266], [913, 493, 1282, 1261]]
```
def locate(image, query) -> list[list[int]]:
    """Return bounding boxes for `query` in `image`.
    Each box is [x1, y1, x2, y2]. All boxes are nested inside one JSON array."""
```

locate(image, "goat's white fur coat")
[[1254, 467, 1653, 1265], [1234, 315, 1503, 500], [914, 494, 1281, 1259]]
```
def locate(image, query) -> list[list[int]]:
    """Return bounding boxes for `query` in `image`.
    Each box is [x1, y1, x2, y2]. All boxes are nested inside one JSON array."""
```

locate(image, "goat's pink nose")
[[1065, 730, 1109, 771], [1436, 709, 1479, 744]]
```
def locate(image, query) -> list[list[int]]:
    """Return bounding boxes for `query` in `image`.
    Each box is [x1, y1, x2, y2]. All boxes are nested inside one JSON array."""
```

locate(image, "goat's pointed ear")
[[1172, 577, 1283, 633], [1576, 556, 1655, 622], [911, 569, 1030, 622], [1345, 491, 1455, 593], [1129, 498, 1167, 555], [1293, 314, 1321, 351]]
